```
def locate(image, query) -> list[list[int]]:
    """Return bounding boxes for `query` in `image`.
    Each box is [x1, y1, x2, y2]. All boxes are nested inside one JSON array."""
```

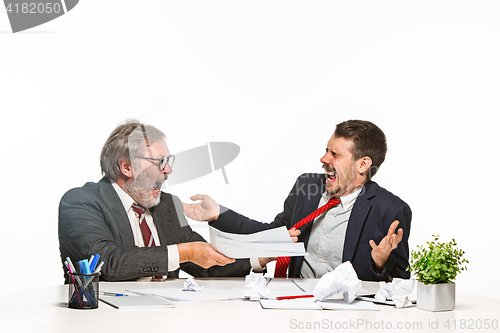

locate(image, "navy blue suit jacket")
[[210, 173, 411, 281]]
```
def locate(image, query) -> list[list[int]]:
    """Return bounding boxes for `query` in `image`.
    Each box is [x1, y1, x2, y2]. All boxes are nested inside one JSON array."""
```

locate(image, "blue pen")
[[82, 259, 91, 274], [89, 254, 100, 273], [100, 292, 128, 297]]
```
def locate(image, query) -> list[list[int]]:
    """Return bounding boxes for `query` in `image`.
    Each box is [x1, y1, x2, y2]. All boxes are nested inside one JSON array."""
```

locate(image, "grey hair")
[[100, 119, 166, 182]]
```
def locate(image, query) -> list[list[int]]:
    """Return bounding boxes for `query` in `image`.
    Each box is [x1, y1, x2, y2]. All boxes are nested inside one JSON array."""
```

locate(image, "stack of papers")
[[209, 226, 307, 258]]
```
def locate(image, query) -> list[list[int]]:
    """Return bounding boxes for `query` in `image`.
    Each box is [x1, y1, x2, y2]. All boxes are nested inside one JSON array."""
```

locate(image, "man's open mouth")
[[326, 170, 337, 181], [323, 165, 337, 181]]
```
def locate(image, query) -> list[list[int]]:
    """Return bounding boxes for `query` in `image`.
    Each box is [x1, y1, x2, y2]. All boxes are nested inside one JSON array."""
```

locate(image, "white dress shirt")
[[299, 187, 362, 278], [112, 182, 180, 279]]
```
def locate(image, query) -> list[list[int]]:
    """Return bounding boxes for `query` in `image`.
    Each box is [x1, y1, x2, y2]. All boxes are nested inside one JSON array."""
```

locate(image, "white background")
[[1, 1, 499, 300]]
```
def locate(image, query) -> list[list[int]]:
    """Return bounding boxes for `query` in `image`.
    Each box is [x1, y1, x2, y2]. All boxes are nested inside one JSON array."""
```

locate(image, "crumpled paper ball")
[[183, 277, 204, 292], [313, 261, 361, 303], [375, 278, 415, 308], [243, 271, 270, 300]]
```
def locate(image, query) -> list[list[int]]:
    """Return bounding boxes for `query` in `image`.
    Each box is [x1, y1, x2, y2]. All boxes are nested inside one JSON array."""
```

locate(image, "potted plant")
[[409, 235, 468, 311]]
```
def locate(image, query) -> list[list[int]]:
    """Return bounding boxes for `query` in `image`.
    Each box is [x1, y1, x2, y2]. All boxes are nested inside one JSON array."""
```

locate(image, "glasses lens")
[[159, 155, 175, 170]]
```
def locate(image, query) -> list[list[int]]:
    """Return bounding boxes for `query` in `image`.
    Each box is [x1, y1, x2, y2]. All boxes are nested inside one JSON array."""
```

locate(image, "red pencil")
[[276, 294, 315, 300]]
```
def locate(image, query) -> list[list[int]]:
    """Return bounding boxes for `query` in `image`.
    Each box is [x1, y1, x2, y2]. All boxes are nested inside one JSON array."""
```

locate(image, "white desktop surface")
[[1, 278, 498, 333]]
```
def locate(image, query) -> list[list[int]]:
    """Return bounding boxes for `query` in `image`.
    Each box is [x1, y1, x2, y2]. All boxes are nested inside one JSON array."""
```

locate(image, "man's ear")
[[119, 159, 133, 178], [358, 156, 373, 175]]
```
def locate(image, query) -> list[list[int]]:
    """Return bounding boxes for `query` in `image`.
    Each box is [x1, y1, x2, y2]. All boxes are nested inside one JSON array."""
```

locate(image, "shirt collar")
[[322, 186, 363, 211], [111, 181, 135, 212]]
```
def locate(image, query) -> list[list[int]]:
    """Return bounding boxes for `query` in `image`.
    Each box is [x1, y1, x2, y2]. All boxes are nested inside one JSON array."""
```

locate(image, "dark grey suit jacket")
[[210, 173, 411, 281], [58, 177, 251, 283]]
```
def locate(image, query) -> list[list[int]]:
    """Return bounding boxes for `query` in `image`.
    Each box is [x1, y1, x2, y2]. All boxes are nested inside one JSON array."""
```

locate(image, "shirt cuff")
[[167, 245, 180, 271], [250, 257, 265, 273]]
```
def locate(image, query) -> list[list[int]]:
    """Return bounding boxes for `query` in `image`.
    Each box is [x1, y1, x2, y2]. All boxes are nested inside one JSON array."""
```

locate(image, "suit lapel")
[[98, 177, 135, 245], [298, 175, 325, 248], [342, 181, 376, 262], [290, 175, 325, 277], [150, 193, 182, 246]]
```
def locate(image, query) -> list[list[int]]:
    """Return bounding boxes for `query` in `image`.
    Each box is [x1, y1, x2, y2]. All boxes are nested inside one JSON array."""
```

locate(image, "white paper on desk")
[[292, 279, 371, 296], [319, 299, 380, 311], [259, 298, 322, 310], [209, 226, 307, 258], [128, 288, 246, 302]]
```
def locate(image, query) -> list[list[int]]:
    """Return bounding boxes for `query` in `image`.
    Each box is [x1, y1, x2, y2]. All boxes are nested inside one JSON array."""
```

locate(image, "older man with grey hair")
[[58, 119, 252, 282]]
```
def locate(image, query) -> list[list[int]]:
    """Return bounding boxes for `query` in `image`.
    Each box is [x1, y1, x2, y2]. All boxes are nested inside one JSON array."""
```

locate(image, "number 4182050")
[[444, 319, 498, 330], [5, 2, 62, 14]]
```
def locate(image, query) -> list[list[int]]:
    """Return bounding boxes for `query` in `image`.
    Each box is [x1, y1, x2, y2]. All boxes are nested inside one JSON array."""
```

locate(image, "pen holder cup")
[[67, 272, 101, 309]]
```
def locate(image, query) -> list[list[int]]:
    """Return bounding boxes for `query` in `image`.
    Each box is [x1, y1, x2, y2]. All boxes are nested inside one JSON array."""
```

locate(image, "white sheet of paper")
[[99, 295, 175, 309], [259, 298, 322, 310], [210, 226, 308, 258], [128, 288, 246, 302], [290, 279, 319, 293], [319, 299, 380, 311], [292, 279, 372, 296], [211, 226, 292, 243], [267, 279, 306, 291]]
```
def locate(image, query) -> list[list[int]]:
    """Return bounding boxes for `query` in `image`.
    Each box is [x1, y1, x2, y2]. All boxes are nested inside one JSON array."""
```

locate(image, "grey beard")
[[124, 180, 161, 208]]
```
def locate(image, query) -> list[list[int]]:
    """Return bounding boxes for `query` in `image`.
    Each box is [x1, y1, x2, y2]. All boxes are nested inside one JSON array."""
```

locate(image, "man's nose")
[[320, 152, 329, 165], [162, 163, 172, 175]]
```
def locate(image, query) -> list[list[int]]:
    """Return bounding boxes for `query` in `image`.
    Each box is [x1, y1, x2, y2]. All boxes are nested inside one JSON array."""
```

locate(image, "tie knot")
[[327, 197, 341, 207], [131, 204, 145, 216]]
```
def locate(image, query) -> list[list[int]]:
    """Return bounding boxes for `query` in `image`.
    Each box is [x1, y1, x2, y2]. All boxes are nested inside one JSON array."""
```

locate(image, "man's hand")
[[183, 194, 220, 222], [257, 228, 301, 268], [369, 220, 404, 273], [178, 242, 235, 268]]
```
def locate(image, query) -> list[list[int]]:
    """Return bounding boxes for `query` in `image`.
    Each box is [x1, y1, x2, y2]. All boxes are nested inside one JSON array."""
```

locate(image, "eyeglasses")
[[135, 155, 175, 171]]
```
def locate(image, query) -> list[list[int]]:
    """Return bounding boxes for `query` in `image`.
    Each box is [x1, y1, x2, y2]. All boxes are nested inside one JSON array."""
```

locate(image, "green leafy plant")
[[409, 235, 468, 285]]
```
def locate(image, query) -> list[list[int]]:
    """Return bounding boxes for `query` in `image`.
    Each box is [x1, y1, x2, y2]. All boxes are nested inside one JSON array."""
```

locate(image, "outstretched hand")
[[183, 194, 220, 222], [369, 220, 404, 273], [178, 242, 235, 268]]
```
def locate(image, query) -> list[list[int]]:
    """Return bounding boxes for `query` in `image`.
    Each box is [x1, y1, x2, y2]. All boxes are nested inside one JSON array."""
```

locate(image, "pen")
[[66, 257, 82, 286], [82, 261, 105, 290], [93, 261, 104, 274], [276, 295, 315, 300], [82, 259, 91, 274], [100, 292, 128, 297], [65, 261, 83, 307], [89, 254, 100, 272]]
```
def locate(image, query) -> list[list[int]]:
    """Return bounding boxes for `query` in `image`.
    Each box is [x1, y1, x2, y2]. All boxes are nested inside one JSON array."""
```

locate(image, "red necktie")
[[132, 204, 156, 247], [132, 204, 163, 280], [274, 197, 341, 278]]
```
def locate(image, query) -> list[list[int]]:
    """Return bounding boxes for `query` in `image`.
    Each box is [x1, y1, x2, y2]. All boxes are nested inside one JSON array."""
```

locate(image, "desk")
[[1, 278, 498, 333]]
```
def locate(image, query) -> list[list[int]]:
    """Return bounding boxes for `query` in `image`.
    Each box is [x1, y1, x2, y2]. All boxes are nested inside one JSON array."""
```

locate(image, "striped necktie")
[[131, 204, 156, 247], [274, 197, 341, 278], [131, 204, 164, 280]]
